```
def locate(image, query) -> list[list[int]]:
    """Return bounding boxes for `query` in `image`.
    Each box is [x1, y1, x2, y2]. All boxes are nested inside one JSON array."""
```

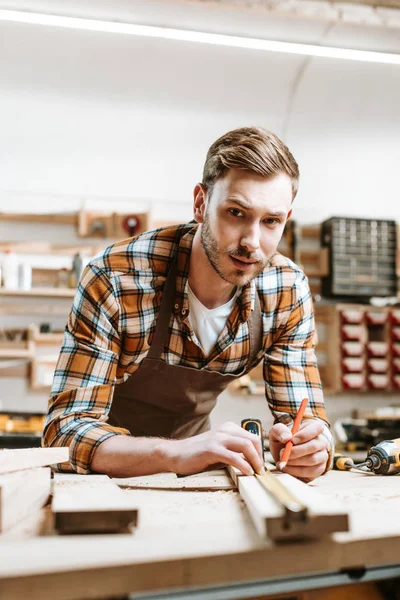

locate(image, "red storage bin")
[[368, 374, 390, 390], [367, 342, 388, 357], [367, 359, 388, 373], [341, 325, 365, 342], [342, 341, 364, 356], [340, 309, 364, 324], [342, 373, 365, 389], [365, 311, 387, 326], [342, 357, 364, 373]]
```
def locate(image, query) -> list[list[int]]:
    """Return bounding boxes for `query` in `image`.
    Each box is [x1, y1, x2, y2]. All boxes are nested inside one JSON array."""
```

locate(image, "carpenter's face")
[[198, 169, 293, 286]]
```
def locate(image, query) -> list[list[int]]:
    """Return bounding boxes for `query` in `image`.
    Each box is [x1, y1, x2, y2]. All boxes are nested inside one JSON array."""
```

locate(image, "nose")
[[240, 223, 261, 253]]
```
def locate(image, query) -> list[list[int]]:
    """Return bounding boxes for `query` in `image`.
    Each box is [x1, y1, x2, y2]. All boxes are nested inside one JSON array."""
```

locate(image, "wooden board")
[[0, 467, 51, 532], [52, 474, 138, 534], [1, 471, 400, 599], [0, 448, 69, 475], [113, 469, 236, 490], [228, 465, 349, 540]]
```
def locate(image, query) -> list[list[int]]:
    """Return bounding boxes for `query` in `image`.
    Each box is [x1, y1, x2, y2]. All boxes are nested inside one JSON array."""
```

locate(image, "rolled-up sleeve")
[[42, 263, 130, 474], [263, 271, 334, 470]]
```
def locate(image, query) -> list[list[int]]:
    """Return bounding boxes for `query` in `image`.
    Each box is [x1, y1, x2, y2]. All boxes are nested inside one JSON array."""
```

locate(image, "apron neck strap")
[[147, 254, 178, 359], [147, 254, 263, 363]]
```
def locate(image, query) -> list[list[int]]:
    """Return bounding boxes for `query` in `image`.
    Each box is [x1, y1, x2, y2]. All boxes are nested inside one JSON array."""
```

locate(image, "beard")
[[200, 212, 269, 286]]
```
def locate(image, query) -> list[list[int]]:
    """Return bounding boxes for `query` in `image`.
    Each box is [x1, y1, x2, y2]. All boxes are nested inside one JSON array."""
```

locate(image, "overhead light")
[[0, 9, 399, 65]]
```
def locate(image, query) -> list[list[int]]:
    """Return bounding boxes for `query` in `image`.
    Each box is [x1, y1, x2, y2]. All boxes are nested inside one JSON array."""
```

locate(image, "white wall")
[[0, 2, 399, 224]]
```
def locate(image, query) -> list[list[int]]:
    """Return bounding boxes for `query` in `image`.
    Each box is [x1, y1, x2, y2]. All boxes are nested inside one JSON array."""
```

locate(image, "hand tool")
[[241, 418, 308, 521], [333, 453, 355, 471], [279, 398, 309, 469], [333, 438, 400, 475], [240, 418, 265, 461]]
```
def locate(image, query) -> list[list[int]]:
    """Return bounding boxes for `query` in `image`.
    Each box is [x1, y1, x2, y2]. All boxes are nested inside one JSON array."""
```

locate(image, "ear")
[[193, 184, 208, 224], [286, 208, 293, 222]]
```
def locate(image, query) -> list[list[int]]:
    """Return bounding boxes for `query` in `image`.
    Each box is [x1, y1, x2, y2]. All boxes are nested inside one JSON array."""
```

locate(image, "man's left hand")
[[269, 419, 329, 482]]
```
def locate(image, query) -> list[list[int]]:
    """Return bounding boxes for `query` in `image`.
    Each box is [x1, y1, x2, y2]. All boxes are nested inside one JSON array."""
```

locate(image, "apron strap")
[[247, 288, 263, 366], [147, 254, 178, 360], [147, 253, 264, 365]]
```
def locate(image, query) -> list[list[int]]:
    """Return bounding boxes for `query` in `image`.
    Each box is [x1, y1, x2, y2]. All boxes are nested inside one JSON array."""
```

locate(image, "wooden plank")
[[228, 466, 349, 541], [0, 448, 69, 475], [52, 474, 139, 534], [0, 467, 51, 532], [113, 469, 236, 490]]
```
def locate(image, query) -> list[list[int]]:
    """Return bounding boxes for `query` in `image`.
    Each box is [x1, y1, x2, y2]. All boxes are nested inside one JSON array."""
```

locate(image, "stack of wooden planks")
[[0, 447, 69, 533]]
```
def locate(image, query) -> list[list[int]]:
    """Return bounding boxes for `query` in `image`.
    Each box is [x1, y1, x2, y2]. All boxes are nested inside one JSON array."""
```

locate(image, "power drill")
[[334, 438, 400, 475], [360, 439, 400, 475]]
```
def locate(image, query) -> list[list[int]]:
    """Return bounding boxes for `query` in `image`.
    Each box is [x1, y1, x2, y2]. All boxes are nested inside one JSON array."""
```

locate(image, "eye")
[[229, 208, 244, 218], [263, 218, 281, 226]]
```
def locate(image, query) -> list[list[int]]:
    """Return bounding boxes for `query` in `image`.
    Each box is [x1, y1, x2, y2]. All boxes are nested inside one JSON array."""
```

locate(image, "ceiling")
[[0, 0, 399, 34]]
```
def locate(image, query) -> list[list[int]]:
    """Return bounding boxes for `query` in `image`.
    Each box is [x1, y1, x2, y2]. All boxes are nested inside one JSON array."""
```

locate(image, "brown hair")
[[202, 126, 299, 200]]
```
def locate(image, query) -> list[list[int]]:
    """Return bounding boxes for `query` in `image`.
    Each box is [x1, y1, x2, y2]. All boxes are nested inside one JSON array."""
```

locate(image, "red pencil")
[[279, 397, 309, 469]]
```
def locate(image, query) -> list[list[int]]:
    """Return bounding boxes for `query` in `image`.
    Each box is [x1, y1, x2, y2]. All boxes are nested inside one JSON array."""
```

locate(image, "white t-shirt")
[[187, 284, 238, 356]]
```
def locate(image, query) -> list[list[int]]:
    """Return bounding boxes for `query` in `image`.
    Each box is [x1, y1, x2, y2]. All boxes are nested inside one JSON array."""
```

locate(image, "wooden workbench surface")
[[0, 470, 399, 600]]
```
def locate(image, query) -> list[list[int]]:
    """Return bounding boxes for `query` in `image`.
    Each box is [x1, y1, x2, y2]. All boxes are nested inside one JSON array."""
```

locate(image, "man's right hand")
[[164, 421, 265, 476]]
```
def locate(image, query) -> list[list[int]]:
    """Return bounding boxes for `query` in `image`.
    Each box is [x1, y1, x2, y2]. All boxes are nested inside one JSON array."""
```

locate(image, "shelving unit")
[[0, 288, 75, 298]]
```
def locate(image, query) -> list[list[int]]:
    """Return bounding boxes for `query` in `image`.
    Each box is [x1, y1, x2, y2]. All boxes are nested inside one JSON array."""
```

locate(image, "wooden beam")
[[0, 448, 69, 475], [52, 474, 139, 534], [0, 467, 51, 532], [228, 466, 349, 541]]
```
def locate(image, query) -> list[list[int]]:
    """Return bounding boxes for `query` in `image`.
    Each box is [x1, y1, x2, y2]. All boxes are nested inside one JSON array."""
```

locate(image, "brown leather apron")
[[108, 256, 263, 439]]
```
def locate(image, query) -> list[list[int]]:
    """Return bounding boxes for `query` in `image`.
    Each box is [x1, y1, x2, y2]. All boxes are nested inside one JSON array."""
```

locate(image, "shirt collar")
[[173, 224, 256, 323]]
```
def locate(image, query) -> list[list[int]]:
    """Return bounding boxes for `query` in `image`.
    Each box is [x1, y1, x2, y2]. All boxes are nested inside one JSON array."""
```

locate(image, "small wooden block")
[[0, 447, 69, 475], [52, 474, 138, 534], [0, 467, 51, 532]]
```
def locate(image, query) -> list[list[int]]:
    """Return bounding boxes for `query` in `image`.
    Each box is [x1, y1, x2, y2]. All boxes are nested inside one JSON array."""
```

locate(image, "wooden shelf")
[[0, 288, 75, 298], [0, 212, 77, 225], [0, 242, 103, 255], [0, 349, 31, 359], [33, 333, 64, 344]]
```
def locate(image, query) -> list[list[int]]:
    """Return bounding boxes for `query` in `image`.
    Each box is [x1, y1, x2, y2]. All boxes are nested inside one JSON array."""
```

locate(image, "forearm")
[[90, 435, 175, 478]]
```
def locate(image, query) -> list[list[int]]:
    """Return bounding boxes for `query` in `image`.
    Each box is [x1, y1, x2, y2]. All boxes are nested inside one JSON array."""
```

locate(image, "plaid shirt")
[[42, 222, 333, 473]]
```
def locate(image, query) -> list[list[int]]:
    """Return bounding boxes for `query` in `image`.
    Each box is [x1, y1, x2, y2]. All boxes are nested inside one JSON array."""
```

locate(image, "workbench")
[[0, 470, 400, 600]]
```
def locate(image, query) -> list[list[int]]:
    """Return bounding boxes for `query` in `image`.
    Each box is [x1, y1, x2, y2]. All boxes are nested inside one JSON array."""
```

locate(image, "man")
[[43, 127, 333, 481]]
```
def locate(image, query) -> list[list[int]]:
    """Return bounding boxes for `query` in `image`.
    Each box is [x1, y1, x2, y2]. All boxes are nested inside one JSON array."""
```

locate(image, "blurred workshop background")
[[0, 0, 399, 456]]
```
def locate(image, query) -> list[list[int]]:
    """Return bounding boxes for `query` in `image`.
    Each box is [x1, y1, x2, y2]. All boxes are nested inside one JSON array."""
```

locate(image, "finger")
[[269, 423, 292, 444], [222, 422, 264, 458], [218, 449, 255, 476], [280, 438, 327, 461], [280, 462, 326, 481], [292, 420, 324, 445], [226, 437, 265, 474], [284, 450, 328, 468]]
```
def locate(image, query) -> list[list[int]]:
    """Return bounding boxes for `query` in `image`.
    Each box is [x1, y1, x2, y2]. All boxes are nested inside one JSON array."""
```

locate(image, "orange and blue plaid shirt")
[[42, 222, 333, 473]]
